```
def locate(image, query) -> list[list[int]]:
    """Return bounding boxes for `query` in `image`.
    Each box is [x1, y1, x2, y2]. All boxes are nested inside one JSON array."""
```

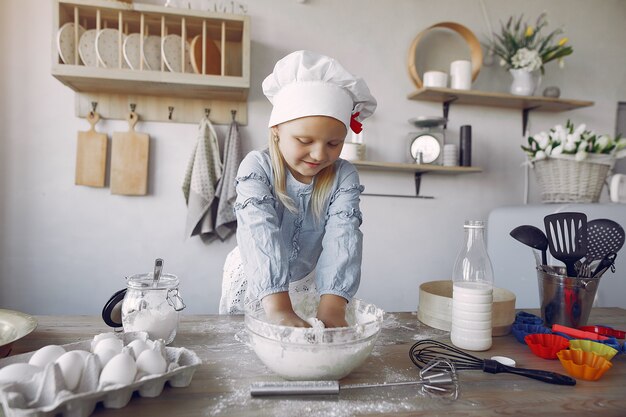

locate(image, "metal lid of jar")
[[126, 273, 179, 290]]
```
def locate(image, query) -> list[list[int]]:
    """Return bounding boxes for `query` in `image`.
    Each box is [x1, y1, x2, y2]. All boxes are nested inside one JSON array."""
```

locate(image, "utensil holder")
[[537, 267, 600, 328]]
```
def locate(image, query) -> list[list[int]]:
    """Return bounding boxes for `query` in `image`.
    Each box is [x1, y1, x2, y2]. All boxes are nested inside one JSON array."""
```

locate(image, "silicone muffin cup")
[[515, 311, 544, 325], [511, 323, 551, 344], [557, 349, 613, 381], [569, 339, 618, 361], [525, 333, 570, 359]]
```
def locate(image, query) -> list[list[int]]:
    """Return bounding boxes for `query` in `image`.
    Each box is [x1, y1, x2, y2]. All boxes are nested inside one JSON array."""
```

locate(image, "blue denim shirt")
[[234, 149, 364, 302]]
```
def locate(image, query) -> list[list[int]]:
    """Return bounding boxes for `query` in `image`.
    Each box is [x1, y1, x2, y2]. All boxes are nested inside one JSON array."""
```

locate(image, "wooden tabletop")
[[3, 308, 626, 417]]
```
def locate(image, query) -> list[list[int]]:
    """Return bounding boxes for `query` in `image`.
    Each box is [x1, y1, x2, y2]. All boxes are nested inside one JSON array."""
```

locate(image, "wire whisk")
[[410, 339, 576, 386]]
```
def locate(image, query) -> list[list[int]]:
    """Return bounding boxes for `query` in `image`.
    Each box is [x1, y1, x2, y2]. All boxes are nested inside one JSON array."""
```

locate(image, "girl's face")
[[273, 116, 347, 184]]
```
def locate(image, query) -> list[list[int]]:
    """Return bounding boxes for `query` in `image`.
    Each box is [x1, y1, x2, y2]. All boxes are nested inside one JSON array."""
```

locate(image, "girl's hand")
[[262, 292, 311, 327], [317, 294, 348, 328]]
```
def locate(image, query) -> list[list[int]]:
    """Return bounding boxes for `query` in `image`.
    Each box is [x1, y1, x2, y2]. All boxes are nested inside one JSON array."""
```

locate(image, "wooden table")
[[3, 309, 626, 417]]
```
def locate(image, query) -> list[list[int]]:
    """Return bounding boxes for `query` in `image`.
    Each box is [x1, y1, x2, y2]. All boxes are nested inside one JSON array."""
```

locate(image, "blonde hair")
[[268, 130, 336, 220]]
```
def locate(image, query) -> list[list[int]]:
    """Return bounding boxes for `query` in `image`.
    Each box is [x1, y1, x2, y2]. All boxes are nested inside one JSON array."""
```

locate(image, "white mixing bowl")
[[244, 296, 384, 380]]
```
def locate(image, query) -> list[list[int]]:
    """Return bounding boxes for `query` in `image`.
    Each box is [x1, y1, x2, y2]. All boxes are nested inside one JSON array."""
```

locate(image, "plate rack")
[[52, 0, 250, 124]]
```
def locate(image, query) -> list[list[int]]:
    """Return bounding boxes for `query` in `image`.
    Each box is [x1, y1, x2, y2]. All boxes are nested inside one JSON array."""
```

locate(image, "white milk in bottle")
[[451, 220, 494, 351]]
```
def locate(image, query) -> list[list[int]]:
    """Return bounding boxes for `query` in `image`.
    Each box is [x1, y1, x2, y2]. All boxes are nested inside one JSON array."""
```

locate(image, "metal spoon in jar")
[[152, 258, 163, 288]]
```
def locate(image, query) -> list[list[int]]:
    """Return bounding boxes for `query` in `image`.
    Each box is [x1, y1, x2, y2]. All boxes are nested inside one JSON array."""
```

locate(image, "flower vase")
[[509, 69, 542, 96]]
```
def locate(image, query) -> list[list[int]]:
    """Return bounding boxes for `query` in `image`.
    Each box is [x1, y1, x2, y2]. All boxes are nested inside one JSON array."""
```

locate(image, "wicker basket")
[[533, 155, 614, 203]]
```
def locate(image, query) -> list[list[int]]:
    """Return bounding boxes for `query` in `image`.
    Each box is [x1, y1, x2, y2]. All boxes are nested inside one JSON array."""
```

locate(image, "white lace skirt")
[[219, 246, 316, 314]]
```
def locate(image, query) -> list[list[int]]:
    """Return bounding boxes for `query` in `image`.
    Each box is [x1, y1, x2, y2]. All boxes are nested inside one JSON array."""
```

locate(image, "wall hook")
[[130, 103, 136, 112], [168, 106, 174, 120], [231, 109, 237, 121], [205, 108, 211, 118], [91, 101, 98, 113]]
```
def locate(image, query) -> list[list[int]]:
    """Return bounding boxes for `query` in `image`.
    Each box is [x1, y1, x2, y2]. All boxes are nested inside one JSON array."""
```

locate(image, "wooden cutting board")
[[75, 111, 107, 187], [190, 35, 221, 75], [110, 112, 149, 195]]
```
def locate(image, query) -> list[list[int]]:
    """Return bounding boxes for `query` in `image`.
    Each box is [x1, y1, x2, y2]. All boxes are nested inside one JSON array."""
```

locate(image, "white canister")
[[450, 60, 472, 90], [423, 71, 448, 88], [341, 142, 366, 161]]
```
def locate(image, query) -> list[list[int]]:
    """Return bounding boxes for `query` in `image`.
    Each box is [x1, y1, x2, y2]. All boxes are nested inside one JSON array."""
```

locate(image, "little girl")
[[221, 50, 376, 328]]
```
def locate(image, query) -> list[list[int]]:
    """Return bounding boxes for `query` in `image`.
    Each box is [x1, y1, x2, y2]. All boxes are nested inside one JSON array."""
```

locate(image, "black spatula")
[[544, 212, 588, 277], [585, 219, 625, 262]]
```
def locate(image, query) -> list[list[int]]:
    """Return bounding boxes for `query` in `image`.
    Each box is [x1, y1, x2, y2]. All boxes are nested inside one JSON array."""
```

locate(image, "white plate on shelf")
[[78, 29, 98, 67], [142, 35, 161, 71], [161, 34, 193, 73], [96, 28, 129, 69], [57, 22, 85, 65], [123, 33, 150, 70]]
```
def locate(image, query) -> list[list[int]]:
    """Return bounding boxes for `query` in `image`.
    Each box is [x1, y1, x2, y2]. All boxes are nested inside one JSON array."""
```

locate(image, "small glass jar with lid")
[[121, 273, 186, 345]]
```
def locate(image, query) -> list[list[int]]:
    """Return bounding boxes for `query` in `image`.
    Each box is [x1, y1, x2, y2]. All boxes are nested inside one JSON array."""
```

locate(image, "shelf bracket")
[[442, 96, 459, 129], [522, 105, 540, 137], [361, 172, 434, 199]]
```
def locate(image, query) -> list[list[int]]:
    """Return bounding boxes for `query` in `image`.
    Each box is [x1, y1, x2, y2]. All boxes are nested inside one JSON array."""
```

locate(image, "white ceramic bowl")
[[244, 296, 383, 381]]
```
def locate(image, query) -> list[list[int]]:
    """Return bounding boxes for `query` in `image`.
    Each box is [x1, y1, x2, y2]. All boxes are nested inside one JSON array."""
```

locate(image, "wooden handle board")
[[75, 112, 107, 187], [111, 112, 149, 195]]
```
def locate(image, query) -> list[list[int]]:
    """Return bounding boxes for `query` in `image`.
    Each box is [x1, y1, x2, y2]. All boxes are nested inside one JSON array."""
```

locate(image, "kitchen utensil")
[[409, 339, 576, 386], [585, 219, 625, 262], [0, 309, 37, 357], [557, 349, 613, 381], [569, 340, 618, 361], [152, 258, 163, 287], [551, 324, 608, 341], [110, 111, 149, 195], [57, 22, 85, 65], [510, 225, 549, 265], [544, 212, 588, 277], [249, 357, 459, 400], [592, 252, 617, 278], [578, 325, 626, 339], [190, 34, 221, 75], [75, 111, 107, 187], [511, 323, 551, 344], [524, 333, 570, 359]]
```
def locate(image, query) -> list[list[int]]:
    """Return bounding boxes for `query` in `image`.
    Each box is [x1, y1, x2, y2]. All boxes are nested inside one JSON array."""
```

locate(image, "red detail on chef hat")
[[350, 112, 362, 134]]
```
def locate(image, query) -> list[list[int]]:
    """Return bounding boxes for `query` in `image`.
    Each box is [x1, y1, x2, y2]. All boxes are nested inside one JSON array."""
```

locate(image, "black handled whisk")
[[410, 340, 576, 386]]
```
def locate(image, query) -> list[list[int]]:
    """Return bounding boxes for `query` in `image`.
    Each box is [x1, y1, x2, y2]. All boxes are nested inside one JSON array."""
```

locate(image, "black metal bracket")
[[522, 106, 541, 137], [442, 97, 458, 129], [361, 172, 434, 199]]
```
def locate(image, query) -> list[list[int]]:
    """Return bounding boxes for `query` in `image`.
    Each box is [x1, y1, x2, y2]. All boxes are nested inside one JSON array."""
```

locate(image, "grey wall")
[[1, 0, 625, 315]]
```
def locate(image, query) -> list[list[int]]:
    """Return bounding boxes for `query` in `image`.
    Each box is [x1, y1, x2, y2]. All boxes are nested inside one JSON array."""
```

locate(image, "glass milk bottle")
[[451, 220, 494, 351]]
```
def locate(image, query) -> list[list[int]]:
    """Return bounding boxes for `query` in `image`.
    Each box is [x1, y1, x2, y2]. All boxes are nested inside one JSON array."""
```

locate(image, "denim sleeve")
[[234, 152, 290, 300], [315, 162, 364, 301]]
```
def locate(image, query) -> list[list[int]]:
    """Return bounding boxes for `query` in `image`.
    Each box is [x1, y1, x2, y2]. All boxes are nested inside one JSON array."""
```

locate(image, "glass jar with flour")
[[121, 273, 186, 344]]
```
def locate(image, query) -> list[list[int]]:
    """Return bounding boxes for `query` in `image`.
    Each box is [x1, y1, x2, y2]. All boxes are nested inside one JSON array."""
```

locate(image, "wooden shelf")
[[352, 160, 482, 174], [52, 0, 250, 123], [408, 87, 594, 112]]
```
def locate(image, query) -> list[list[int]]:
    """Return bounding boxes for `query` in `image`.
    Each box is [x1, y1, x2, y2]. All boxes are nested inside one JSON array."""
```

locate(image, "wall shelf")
[[352, 160, 482, 199], [52, 0, 250, 124], [408, 87, 594, 135]]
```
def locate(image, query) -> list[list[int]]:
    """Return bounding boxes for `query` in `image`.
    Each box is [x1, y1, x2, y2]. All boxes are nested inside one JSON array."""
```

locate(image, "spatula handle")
[[483, 359, 576, 386]]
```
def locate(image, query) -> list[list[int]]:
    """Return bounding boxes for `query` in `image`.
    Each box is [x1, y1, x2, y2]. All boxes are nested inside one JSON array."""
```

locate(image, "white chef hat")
[[262, 50, 377, 133]]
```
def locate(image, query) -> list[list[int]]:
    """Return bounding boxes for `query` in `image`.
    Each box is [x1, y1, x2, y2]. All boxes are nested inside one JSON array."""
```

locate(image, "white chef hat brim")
[[263, 50, 377, 132]]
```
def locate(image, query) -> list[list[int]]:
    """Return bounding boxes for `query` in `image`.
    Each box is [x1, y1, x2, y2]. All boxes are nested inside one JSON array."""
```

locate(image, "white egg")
[[99, 353, 137, 386], [93, 337, 123, 354], [93, 346, 117, 368], [0, 363, 42, 384], [28, 345, 66, 368], [92, 332, 117, 345], [55, 351, 85, 391], [73, 350, 91, 361], [127, 339, 150, 360], [136, 349, 166, 375]]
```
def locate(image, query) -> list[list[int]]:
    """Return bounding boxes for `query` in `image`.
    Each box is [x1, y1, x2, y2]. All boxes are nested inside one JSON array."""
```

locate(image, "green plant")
[[522, 120, 625, 161], [491, 13, 573, 73]]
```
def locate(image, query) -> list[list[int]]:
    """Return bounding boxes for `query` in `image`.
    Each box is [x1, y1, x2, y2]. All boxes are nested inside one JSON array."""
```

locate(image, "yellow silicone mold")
[[557, 349, 613, 381], [569, 339, 618, 361]]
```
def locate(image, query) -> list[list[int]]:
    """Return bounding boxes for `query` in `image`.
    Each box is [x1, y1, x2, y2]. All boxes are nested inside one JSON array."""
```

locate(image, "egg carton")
[[0, 332, 202, 417]]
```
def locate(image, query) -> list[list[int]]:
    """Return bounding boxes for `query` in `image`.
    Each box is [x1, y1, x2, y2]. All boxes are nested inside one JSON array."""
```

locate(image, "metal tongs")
[[250, 358, 460, 400]]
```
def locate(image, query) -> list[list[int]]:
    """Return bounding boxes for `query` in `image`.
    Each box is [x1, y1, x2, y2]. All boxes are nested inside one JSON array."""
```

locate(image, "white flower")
[[579, 140, 589, 151], [552, 125, 567, 142], [534, 132, 550, 149], [511, 48, 543, 72], [563, 141, 577, 152], [545, 145, 553, 156], [534, 150, 547, 160], [575, 150, 588, 161], [616, 137, 626, 150], [596, 135, 610, 150], [552, 145, 564, 156], [566, 133, 580, 144], [573, 124, 587, 138], [500, 59, 506, 67]]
